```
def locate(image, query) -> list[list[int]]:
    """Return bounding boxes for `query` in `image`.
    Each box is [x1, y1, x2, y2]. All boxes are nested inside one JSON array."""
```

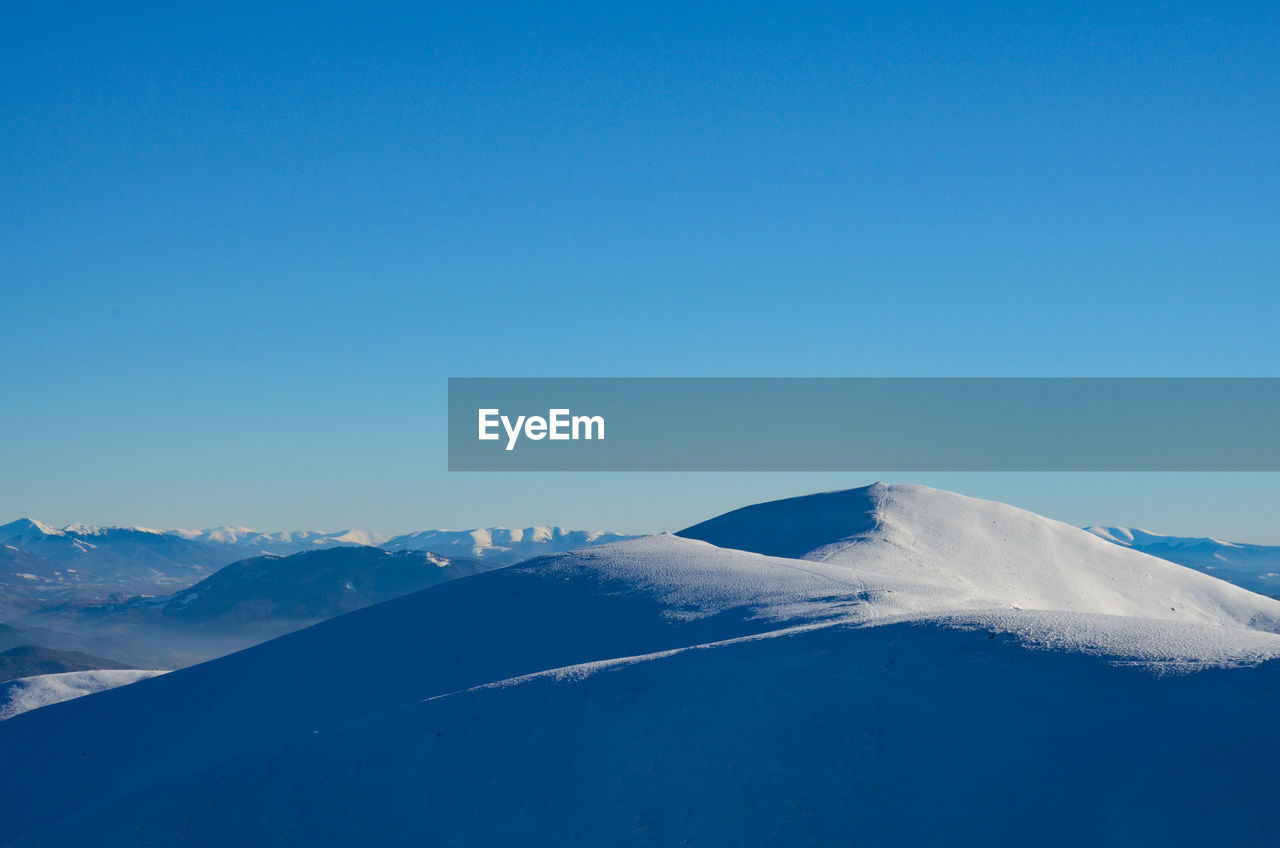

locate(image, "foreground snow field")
[[1, 484, 1278, 846]]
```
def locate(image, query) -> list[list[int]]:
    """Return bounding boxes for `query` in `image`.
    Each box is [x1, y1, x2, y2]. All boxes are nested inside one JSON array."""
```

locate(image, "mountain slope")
[[157, 546, 496, 625], [17, 624, 1280, 847], [2, 485, 1280, 845]]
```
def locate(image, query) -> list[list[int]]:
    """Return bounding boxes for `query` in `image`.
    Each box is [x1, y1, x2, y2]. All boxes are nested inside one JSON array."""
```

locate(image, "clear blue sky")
[[3, 2, 1278, 539]]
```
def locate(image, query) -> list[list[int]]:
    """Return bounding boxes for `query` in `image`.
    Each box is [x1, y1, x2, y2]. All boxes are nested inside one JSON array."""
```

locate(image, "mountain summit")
[[0, 518, 65, 544], [677, 483, 1280, 658]]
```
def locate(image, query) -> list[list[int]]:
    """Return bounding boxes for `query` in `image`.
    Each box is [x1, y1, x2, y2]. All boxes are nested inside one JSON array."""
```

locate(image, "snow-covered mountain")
[[0, 519, 223, 595], [675, 484, 1280, 660], [0, 518, 110, 562], [165, 526, 392, 555], [2, 484, 1279, 845], [1087, 526, 1280, 598], [0, 519, 64, 548]]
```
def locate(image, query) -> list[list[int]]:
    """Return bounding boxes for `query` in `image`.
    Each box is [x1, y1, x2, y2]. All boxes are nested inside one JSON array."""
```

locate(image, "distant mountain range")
[[1, 519, 634, 667], [0, 517, 635, 605], [164, 525, 393, 554], [1087, 527, 1280, 599], [170, 524, 635, 561], [0, 518, 224, 596]]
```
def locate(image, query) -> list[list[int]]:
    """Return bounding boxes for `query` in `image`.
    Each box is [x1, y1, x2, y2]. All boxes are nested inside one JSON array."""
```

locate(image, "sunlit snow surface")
[[674, 484, 1280, 668], [0, 669, 167, 720]]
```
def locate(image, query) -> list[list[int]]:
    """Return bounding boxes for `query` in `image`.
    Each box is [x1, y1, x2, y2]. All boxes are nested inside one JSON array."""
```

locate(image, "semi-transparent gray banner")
[[448, 378, 1280, 471]]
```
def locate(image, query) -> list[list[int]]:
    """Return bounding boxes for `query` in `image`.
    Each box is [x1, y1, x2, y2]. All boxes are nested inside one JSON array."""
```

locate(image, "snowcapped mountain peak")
[[0, 518, 64, 540], [677, 483, 1280, 663], [323, 530, 389, 547], [60, 523, 164, 537]]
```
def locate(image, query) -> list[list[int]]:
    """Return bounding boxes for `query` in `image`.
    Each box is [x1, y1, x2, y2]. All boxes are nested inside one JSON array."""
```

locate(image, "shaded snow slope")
[[0, 669, 167, 721], [6, 625, 1280, 846]]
